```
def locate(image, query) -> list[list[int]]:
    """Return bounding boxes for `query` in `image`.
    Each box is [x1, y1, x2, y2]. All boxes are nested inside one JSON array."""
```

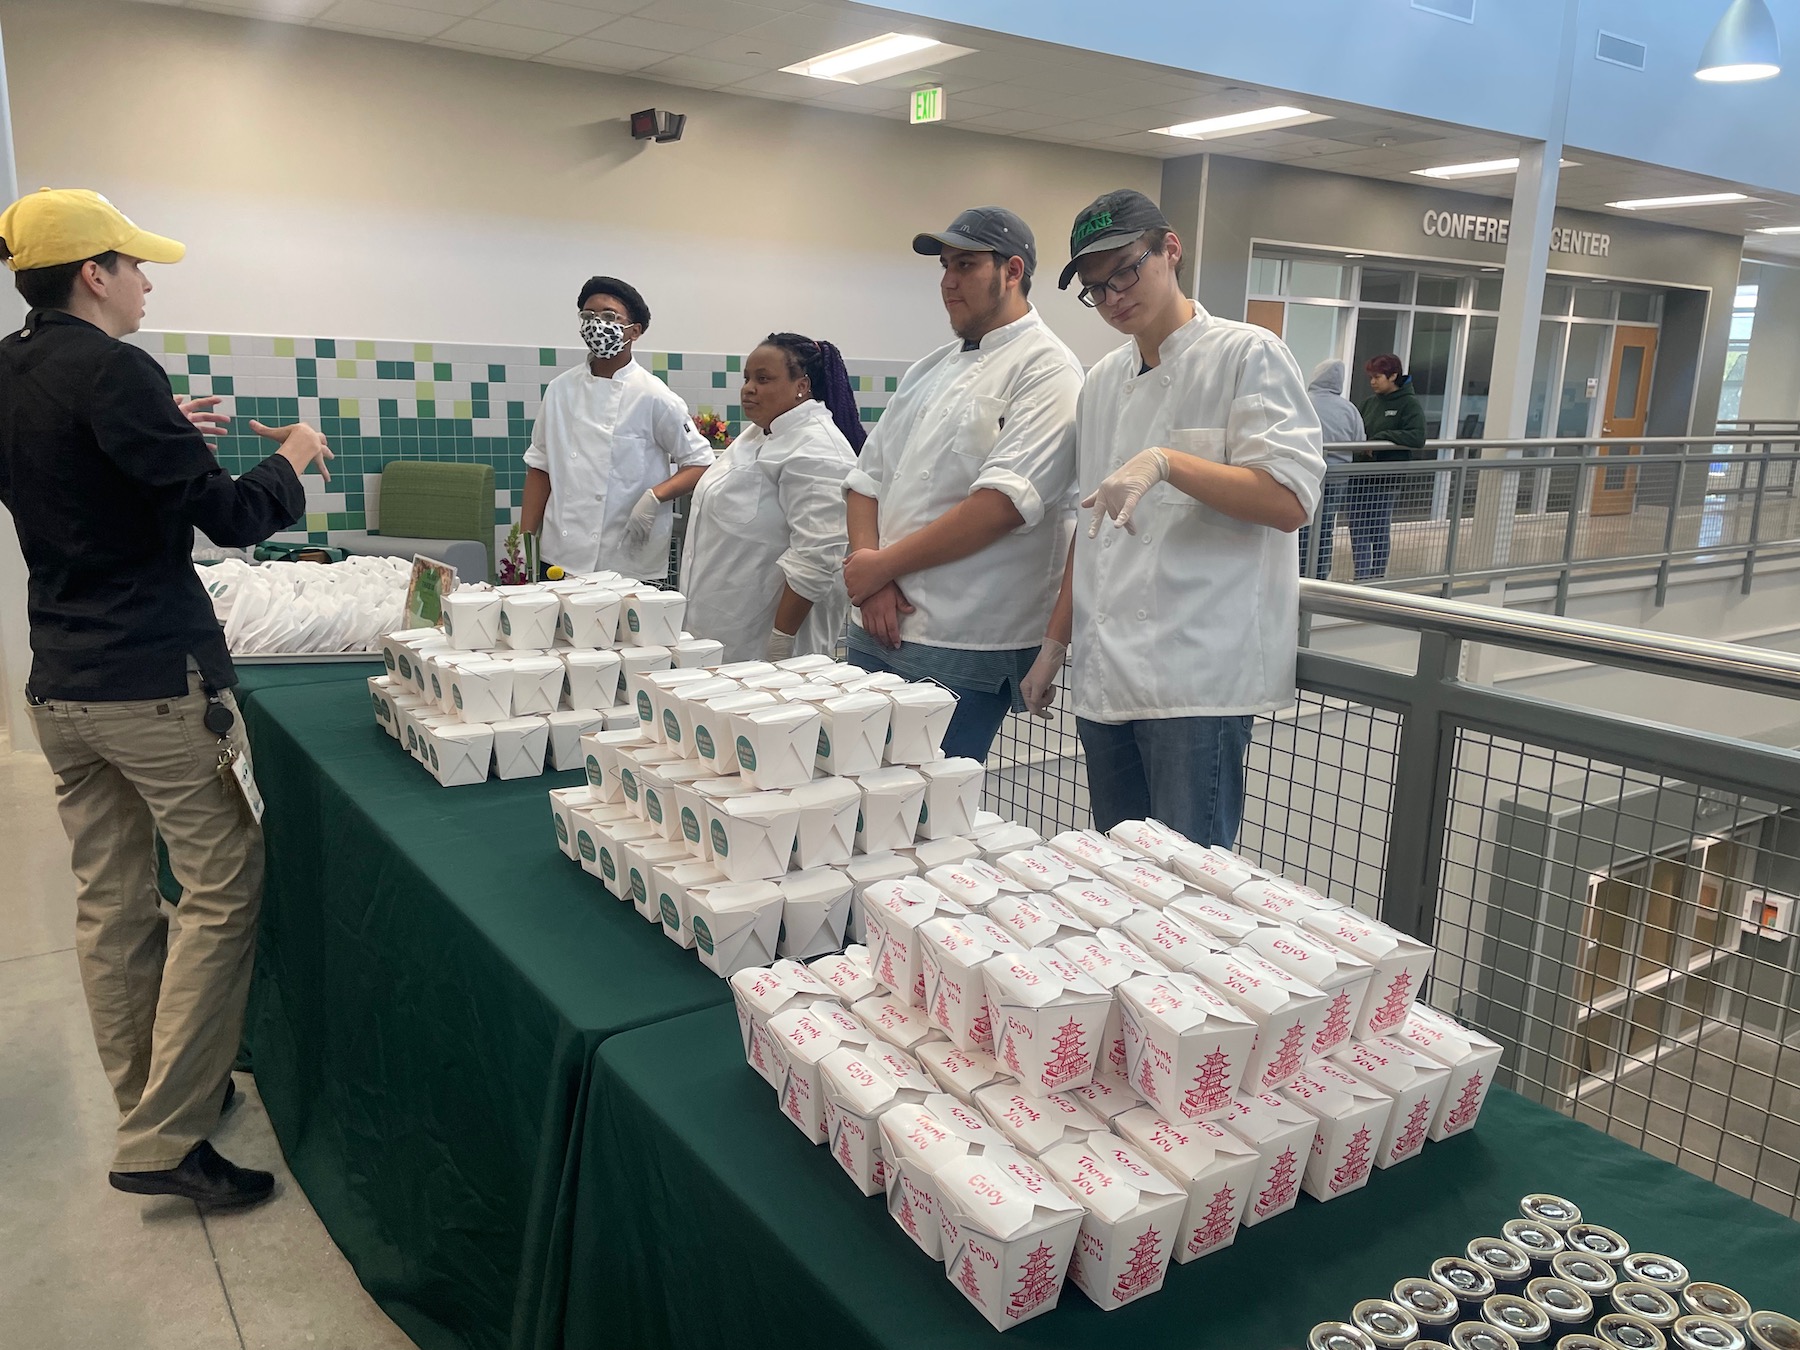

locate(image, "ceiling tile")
[[638, 53, 767, 87], [534, 34, 670, 69], [315, 0, 462, 38], [586, 12, 718, 53], [630, 0, 783, 31], [468, 0, 614, 35], [953, 107, 1054, 134], [433, 16, 567, 51]]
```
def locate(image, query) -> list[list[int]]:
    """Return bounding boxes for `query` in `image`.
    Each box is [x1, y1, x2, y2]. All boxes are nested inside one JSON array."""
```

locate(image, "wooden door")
[[1589, 324, 1658, 516], [1247, 300, 1284, 338]]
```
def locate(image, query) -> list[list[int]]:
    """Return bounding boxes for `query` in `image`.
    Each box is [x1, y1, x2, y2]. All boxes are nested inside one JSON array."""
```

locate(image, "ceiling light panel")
[[1152, 105, 1330, 140], [1412, 157, 1578, 180], [782, 33, 974, 84], [1606, 192, 1756, 209]]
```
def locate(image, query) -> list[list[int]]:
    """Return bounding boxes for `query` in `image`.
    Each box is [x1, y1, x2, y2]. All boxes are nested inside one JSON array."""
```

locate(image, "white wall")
[[0, 0, 1160, 366], [1740, 261, 1800, 422]]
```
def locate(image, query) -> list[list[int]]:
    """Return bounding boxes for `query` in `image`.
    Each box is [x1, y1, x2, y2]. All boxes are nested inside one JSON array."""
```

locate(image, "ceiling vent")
[[1595, 31, 1649, 70], [1413, 0, 1476, 22]]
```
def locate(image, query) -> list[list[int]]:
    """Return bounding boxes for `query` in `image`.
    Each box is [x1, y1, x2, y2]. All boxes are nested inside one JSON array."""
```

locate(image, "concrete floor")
[[0, 737, 416, 1350]]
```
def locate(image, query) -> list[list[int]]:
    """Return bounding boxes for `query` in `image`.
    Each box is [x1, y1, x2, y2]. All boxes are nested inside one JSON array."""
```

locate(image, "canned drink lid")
[[1469, 1238, 1535, 1279], [1622, 1254, 1691, 1291], [1558, 1339, 1616, 1350], [1309, 1321, 1379, 1350], [1566, 1223, 1632, 1262], [1353, 1299, 1421, 1348], [1504, 1219, 1568, 1257], [1746, 1311, 1800, 1350], [1671, 1314, 1747, 1350], [1554, 1250, 1621, 1293], [1615, 1284, 1681, 1326], [1596, 1312, 1670, 1350], [1682, 1286, 1751, 1326], [1433, 1256, 1498, 1301], [1449, 1323, 1521, 1350], [1519, 1193, 1583, 1230], [1526, 1276, 1594, 1322], [1394, 1276, 1461, 1324], [1485, 1294, 1554, 1342]]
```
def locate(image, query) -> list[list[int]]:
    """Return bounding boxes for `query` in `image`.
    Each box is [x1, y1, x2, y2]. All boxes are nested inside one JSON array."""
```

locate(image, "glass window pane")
[[1288, 260, 1350, 300], [1249, 256, 1282, 296], [1407, 312, 1458, 438], [1617, 291, 1655, 323], [1542, 282, 1572, 315], [1351, 311, 1402, 403], [1474, 277, 1503, 311], [1361, 268, 1413, 304], [1417, 274, 1461, 308], [1283, 303, 1345, 381], [1611, 344, 1646, 420], [1557, 323, 1608, 436], [1573, 286, 1614, 319], [1526, 321, 1563, 437], [1459, 316, 1498, 438]]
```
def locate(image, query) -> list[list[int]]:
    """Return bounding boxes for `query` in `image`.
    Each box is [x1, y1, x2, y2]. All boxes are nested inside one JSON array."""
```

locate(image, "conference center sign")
[[1421, 208, 1612, 257]]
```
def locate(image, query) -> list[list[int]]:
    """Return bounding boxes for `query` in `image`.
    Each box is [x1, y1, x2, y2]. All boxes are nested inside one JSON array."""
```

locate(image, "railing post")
[[1441, 462, 1465, 598], [1556, 461, 1585, 616], [1655, 458, 1685, 608], [1743, 441, 1771, 596], [1379, 628, 1463, 944]]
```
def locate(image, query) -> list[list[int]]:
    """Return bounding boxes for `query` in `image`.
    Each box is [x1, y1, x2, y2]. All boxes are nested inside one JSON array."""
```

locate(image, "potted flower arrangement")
[[692, 406, 732, 449]]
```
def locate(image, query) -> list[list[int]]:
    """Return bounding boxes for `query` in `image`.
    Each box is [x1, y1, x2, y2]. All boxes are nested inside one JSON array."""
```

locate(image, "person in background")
[[1297, 358, 1366, 580], [0, 188, 334, 1208], [522, 276, 713, 580], [1021, 189, 1324, 847], [841, 206, 1082, 764], [1346, 353, 1426, 582], [680, 332, 861, 662]]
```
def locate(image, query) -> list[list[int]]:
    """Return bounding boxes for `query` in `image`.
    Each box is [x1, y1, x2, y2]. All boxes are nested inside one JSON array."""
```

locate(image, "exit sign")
[[910, 86, 945, 124]]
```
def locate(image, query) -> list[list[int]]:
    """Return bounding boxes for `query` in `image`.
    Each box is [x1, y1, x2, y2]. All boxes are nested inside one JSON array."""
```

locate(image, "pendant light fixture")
[[1696, 0, 1781, 82]]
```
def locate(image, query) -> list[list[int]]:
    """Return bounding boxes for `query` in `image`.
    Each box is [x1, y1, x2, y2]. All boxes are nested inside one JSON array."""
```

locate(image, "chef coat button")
[[921, 470, 930, 479], [1097, 614, 1107, 625], [1103, 536, 1113, 548], [594, 493, 604, 501], [1160, 375, 1171, 386], [1140, 535, 1152, 545], [1137, 609, 1148, 620]]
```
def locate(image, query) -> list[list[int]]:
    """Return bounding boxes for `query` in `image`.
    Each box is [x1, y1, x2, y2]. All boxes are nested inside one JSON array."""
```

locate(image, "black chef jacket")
[[0, 308, 306, 700]]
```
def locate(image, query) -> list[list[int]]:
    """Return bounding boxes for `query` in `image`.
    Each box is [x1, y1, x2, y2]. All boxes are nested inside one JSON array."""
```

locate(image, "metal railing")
[[986, 582, 1800, 1219], [1303, 434, 1800, 613]]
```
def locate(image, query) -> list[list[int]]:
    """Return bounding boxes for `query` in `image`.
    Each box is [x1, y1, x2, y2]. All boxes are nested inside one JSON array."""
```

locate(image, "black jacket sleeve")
[[91, 343, 306, 547]]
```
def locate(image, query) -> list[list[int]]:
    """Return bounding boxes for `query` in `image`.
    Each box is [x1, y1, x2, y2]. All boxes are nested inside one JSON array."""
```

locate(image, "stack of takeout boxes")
[[368, 575, 719, 787], [700, 809, 1496, 1329]]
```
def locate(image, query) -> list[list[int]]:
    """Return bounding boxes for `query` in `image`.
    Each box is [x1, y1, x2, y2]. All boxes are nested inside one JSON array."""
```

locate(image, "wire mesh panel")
[[986, 700, 1087, 839]]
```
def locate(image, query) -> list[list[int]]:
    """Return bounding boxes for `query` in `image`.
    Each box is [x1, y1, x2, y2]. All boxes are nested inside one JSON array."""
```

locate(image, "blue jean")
[[846, 646, 1017, 765], [1076, 715, 1255, 848], [1346, 475, 1400, 580], [1298, 475, 1349, 580]]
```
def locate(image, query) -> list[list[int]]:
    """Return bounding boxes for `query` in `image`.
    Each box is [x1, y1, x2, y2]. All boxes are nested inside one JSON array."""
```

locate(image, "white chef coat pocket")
[[951, 395, 1008, 461], [1168, 426, 1228, 463], [697, 459, 767, 530], [1159, 427, 1256, 540]]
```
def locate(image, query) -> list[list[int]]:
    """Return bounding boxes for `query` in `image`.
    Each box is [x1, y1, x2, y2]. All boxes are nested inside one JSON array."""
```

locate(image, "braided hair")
[[761, 332, 867, 454]]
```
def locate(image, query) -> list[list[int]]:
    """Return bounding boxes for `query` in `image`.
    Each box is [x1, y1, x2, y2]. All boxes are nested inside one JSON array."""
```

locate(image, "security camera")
[[630, 109, 687, 143]]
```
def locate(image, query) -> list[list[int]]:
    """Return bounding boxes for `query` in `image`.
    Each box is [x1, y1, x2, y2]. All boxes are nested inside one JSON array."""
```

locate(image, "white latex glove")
[[764, 628, 796, 662], [1020, 637, 1068, 718], [1082, 448, 1170, 537], [622, 488, 662, 550]]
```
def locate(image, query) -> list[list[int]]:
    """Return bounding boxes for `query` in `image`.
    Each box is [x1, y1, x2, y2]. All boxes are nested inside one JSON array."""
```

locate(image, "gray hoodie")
[[1308, 360, 1366, 464]]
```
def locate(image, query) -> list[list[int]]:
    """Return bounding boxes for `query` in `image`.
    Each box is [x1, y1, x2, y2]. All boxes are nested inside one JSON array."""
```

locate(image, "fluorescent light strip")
[[1606, 192, 1754, 210], [1153, 105, 1328, 140], [783, 33, 956, 82], [1412, 157, 1577, 180], [1755, 225, 1800, 235]]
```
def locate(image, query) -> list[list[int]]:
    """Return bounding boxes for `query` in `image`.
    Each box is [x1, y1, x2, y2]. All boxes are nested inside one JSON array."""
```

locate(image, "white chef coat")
[[679, 400, 856, 662], [523, 359, 713, 579], [842, 307, 1081, 650], [1071, 306, 1325, 722]]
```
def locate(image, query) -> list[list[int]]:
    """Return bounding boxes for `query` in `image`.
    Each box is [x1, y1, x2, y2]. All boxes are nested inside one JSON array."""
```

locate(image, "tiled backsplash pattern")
[[128, 331, 912, 553]]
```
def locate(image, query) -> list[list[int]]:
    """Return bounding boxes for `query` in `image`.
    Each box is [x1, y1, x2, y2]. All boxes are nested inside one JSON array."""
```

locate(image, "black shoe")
[[109, 1140, 275, 1208]]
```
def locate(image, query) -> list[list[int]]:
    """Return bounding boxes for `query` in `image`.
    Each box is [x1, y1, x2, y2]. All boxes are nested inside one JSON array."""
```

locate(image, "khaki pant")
[[31, 675, 264, 1172]]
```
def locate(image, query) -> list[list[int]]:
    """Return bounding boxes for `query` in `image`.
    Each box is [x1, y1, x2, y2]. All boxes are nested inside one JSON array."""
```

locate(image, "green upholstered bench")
[[341, 460, 496, 583]]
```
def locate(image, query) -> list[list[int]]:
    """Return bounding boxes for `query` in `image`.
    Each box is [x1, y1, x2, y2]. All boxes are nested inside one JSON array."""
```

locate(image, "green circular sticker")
[[555, 815, 569, 845], [600, 850, 617, 882], [855, 810, 864, 833], [373, 695, 389, 721], [431, 673, 441, 699], [919, 801, 929, 824], [693, 916, 714, 954], [406, 726, 419, 752], [585, 754, 602, 788], [384, 650, 397, 671], [629, 870, 646, 905], [577, 832, 596, 862], [500, 611, 512, 635], [647, 792, 664, 825], [443, 611, 454, 636], [637, 690, 653, 722], [627, 609, 641, 634], [621, 768, 639, 801], [561, 614, 573, 637], [429, 745, 440, 769], [817, 729, 831, 758], [682, 808, 701, 844], [663, 708, 681, 741], [398, 655, 412, 679], [735, 736, 757, 772], [711, 819, 729, 856], [885, 723, 892, 744], [696, 726, 716, 760], [453, 686, 463, 711], [660, 894, 679, 929]]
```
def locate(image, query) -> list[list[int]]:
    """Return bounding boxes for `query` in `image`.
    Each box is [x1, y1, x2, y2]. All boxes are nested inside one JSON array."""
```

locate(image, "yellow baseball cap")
[[0, 188, 185, 271]]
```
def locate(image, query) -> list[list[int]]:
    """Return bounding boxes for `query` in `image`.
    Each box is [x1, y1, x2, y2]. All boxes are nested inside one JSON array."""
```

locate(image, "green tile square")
[[712, 371, 727, 388], [338, 359, 358, 379], [376, 361, 395, 380], [539, 348, 557, 366], [315, 338, 336, 358], [416, 382, 434, 400], [860, 406, 878, 422], [320, 398, 339, 417], [417, 399, 436, 419], [187, 355, 210, 375], [727, 404, 741, 420], [296, 357, 316, 378], [413, 343, 433, 362], [346, 511, 366, 531], [163, 333, 187, 354], [168, 374, 189, 395], [453, 400, 472, 419], [297, 378, 318, 398], [434, 362, 452, 382], [726, 355, 740, 373], [489, 364, 506, 382], [306, 512, 327, 531], [397, 361, 415, 381], [327, 512, 349, 530], [667, 353, 683, 371], [885, 376, 898, 392], [651, 352, 668, 373], [341, 398, 360, 417], [212, 375, 234, 394], [356, 340, 376, 360], [471, 382, 488, 399], [204, 335, 230, 356]]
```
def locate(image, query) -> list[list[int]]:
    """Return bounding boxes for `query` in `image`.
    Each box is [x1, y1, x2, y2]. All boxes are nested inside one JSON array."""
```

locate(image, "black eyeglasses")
[[1076, 246, 1153, 308]]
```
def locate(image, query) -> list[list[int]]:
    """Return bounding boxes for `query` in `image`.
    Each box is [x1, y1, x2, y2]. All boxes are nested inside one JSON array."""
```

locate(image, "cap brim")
[[1056, 229, 1148, 289], [120, 227, 185, 264], [912, 230, 992, 257]]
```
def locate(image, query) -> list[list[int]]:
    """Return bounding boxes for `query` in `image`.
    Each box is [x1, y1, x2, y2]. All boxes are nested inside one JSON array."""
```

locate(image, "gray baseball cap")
[[912, 206, 1037, 276], [1058, 189, 1171, 289]]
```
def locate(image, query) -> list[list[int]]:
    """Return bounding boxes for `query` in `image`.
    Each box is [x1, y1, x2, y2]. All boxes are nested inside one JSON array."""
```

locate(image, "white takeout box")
[[614, 644, 672, 707], [1277, 1060, 1393, 1202], [621, 591, 686, 646], [578, 728, 647, 804], [1065, 1077, 1147, 1126], [742, 670, 806, 693], [917, 1041, 1011, 1105], [425, 721, 493, 787], [845, 670, 906, 693], [369, 676, 402, 738], [820, 1044, 936, 1196], [730, 961, 842, 1089], [490, 715, 550, 780], [690, 689, 775, 777], [689, 880, 785, 977], [1232, 876, 1341, 924], [936, 1147, 1084, 1332], [381, 627, 439, 682], [1219, 1090, 1321, 1226], [508, 655, 566, 717], [878, 1097, 1000, 1260], [684, 778, 754, 860], [621, 837, 691, 921], [853, 987, 945, 1054], [769, 1003, 872, 1143], [602, 707, 639, 730], [1118, 907, 1224, 974], [499, 590, 560, 650], [565, 802, 633, 873], [1300, 909, 1434, 1040], [983, 950, 1113, 1092], [654, 859, 726, 950], [975, 823, 1044, 863], [562, 649, 624, 711], [1053, 879, 1144, 930], [663, 676, 738, 758], [777, 867, 854, 961], [917, 758, 984, 841], [1242, 924, 1378, 1061], [808, 944, 879, 1003], [545, 709, 607, 772], [1168, 895, 1267, 946], [842, 852, 919, 945], [447, 659, 514, 724], [1052, 930, 1169, 1086], [883, 683, 958, 765], [1047, 829, 1134, 873], [670, 636, 725, 668], [993, 847, 1084, 893], [588, 817, 658, 896], [1042, 1133, 1188, 1309], [442, 590, 502, 650], [786, 778, 861, 871], [854, 767, 928, 856], [910, 837, 981, 872], [975, 1085, 1109, 1157], [1108, 819, 1192, 867], [1114, 1108, 1260, 1264], [617, 744, 683, 820], [1333, 1035, 1451, 1168], [730, 702, 821, 790], [1104, 859, 1189, 909], [639, 761, 712, 843], [557, 588, 623, 649], [920, 915, 1024, 1054], [706, 792, 801, 883], [640, 668, 717, 747], [1189, 949, 1330, 1094], [1168, 845, 1259, 899], [548, 785, 596, 859], [774, 653, 835, 675], [713, 659, 775, 681], [926, 859, 1024, 914], [813, 691, 891, 777], [988, 894, 1095, 949], [1396, 1004, 1504, 1140], [1117, 973, 1260, 1122]]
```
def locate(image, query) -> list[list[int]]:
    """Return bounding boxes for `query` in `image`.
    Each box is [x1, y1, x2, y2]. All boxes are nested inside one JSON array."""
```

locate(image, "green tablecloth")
[[239, 679, 731, 1350], [231, 657, 385, 702], [570, 1002, 1800, 1350]]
